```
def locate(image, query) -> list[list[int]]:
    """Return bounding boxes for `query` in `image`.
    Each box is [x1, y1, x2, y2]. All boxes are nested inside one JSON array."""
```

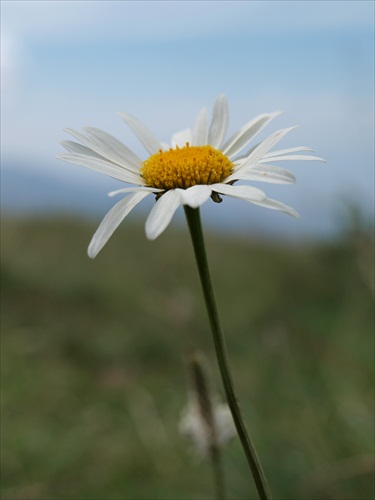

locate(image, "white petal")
[[222, 111, 281, 158], [63, 128, 138, 174], [192, 107, 208, 146], [233, 142, 260, 162], [260, 154, 326, 163], [57, 153, 144, 185], [242, 127, 297, 166], [171, 128, 192, 148], [83, 127, 142, 171], [109, 186, 162, 197], [213, 182, 299, 217], [118, 112, 161, 155], [64, 128, 111, 157], [211, 183, 266, 202], [88, 191, 151, 258], [208, 94, 229, 149], [250, 197, 300, 218], [226, 164, 296, 184], [264, 146, 314, 157], [60, 140, 105, 159], [145, 190, 181, 240], [179, 185, 212, 208]]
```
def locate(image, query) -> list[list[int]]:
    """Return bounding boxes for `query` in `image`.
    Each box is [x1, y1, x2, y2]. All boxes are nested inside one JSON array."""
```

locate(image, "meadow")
[[1, 215, 374, 500]]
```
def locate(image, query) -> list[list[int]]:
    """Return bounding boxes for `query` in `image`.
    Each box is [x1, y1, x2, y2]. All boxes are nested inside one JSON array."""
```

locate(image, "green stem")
[[184, 206, 272, 500], [211, 444, 226, 500], [189, 350, 226, 499]]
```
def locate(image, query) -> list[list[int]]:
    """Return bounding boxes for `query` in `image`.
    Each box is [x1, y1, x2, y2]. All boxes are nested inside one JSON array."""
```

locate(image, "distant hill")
[[2, 162, 368, 242], [1, 164, 117, 217]]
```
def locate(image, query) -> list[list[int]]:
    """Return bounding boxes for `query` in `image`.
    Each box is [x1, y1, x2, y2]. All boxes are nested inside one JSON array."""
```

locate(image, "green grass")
[[1, 215, 374, 499]]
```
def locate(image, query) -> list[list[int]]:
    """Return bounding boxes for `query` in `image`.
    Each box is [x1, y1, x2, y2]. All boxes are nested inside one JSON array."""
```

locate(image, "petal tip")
[[87, 246, 97, 259], [145, 227, 158, 241], [289, 209, 300, 219]]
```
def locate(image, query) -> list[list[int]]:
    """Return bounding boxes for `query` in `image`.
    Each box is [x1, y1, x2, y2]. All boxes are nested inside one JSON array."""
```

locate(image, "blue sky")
[[1, 0, 374, 240]]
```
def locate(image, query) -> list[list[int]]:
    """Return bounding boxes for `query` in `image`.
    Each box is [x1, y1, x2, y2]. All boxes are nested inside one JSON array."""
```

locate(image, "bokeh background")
[[1, 1, 374, 499]]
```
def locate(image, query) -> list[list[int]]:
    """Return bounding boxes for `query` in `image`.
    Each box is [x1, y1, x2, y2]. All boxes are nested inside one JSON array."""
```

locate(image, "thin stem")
[[188, 350, 226, 499], [184, 206, 272, 500], [211, 444, 226, 500]]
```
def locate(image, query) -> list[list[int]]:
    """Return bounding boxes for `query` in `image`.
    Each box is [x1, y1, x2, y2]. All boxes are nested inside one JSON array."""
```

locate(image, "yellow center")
[[141, 143, 234, 190]]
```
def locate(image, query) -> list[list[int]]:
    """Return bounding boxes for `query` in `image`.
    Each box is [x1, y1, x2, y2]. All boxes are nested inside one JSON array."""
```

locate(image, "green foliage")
[[1, 216, 374, 499]]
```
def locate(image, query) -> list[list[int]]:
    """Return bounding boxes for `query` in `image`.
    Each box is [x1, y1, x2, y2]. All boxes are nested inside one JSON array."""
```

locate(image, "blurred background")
[[1, 1, 374, 499]]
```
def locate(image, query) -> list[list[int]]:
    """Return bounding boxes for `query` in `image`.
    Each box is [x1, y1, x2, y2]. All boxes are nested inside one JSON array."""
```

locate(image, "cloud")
[[2, 0, 373, 44]]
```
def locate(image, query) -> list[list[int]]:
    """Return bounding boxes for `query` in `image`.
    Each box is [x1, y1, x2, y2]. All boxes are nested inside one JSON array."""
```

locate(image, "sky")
[[1, 0, 374, 241]]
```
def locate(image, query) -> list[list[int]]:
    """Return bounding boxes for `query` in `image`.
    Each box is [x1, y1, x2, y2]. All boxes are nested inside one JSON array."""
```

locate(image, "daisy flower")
[[58, 94, 324, 258]]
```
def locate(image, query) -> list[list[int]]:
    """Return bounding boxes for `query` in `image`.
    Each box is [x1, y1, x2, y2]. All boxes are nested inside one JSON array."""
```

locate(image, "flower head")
[[180, 401, 236, 459], [58, 95, 324, 258], [179, 351, 236, 459]]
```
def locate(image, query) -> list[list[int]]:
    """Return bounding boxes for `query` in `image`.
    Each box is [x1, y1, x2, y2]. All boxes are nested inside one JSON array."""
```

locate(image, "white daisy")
[[58, 94, 324, 258]]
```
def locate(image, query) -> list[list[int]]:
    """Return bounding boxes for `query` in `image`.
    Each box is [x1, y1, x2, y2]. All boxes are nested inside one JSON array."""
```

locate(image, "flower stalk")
[[184, 206, 272, 500], [187, 351, 227, 499]]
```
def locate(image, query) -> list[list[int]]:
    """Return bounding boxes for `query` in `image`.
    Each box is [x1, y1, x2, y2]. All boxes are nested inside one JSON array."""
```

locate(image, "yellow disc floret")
[[141, 143, 234, 190]]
